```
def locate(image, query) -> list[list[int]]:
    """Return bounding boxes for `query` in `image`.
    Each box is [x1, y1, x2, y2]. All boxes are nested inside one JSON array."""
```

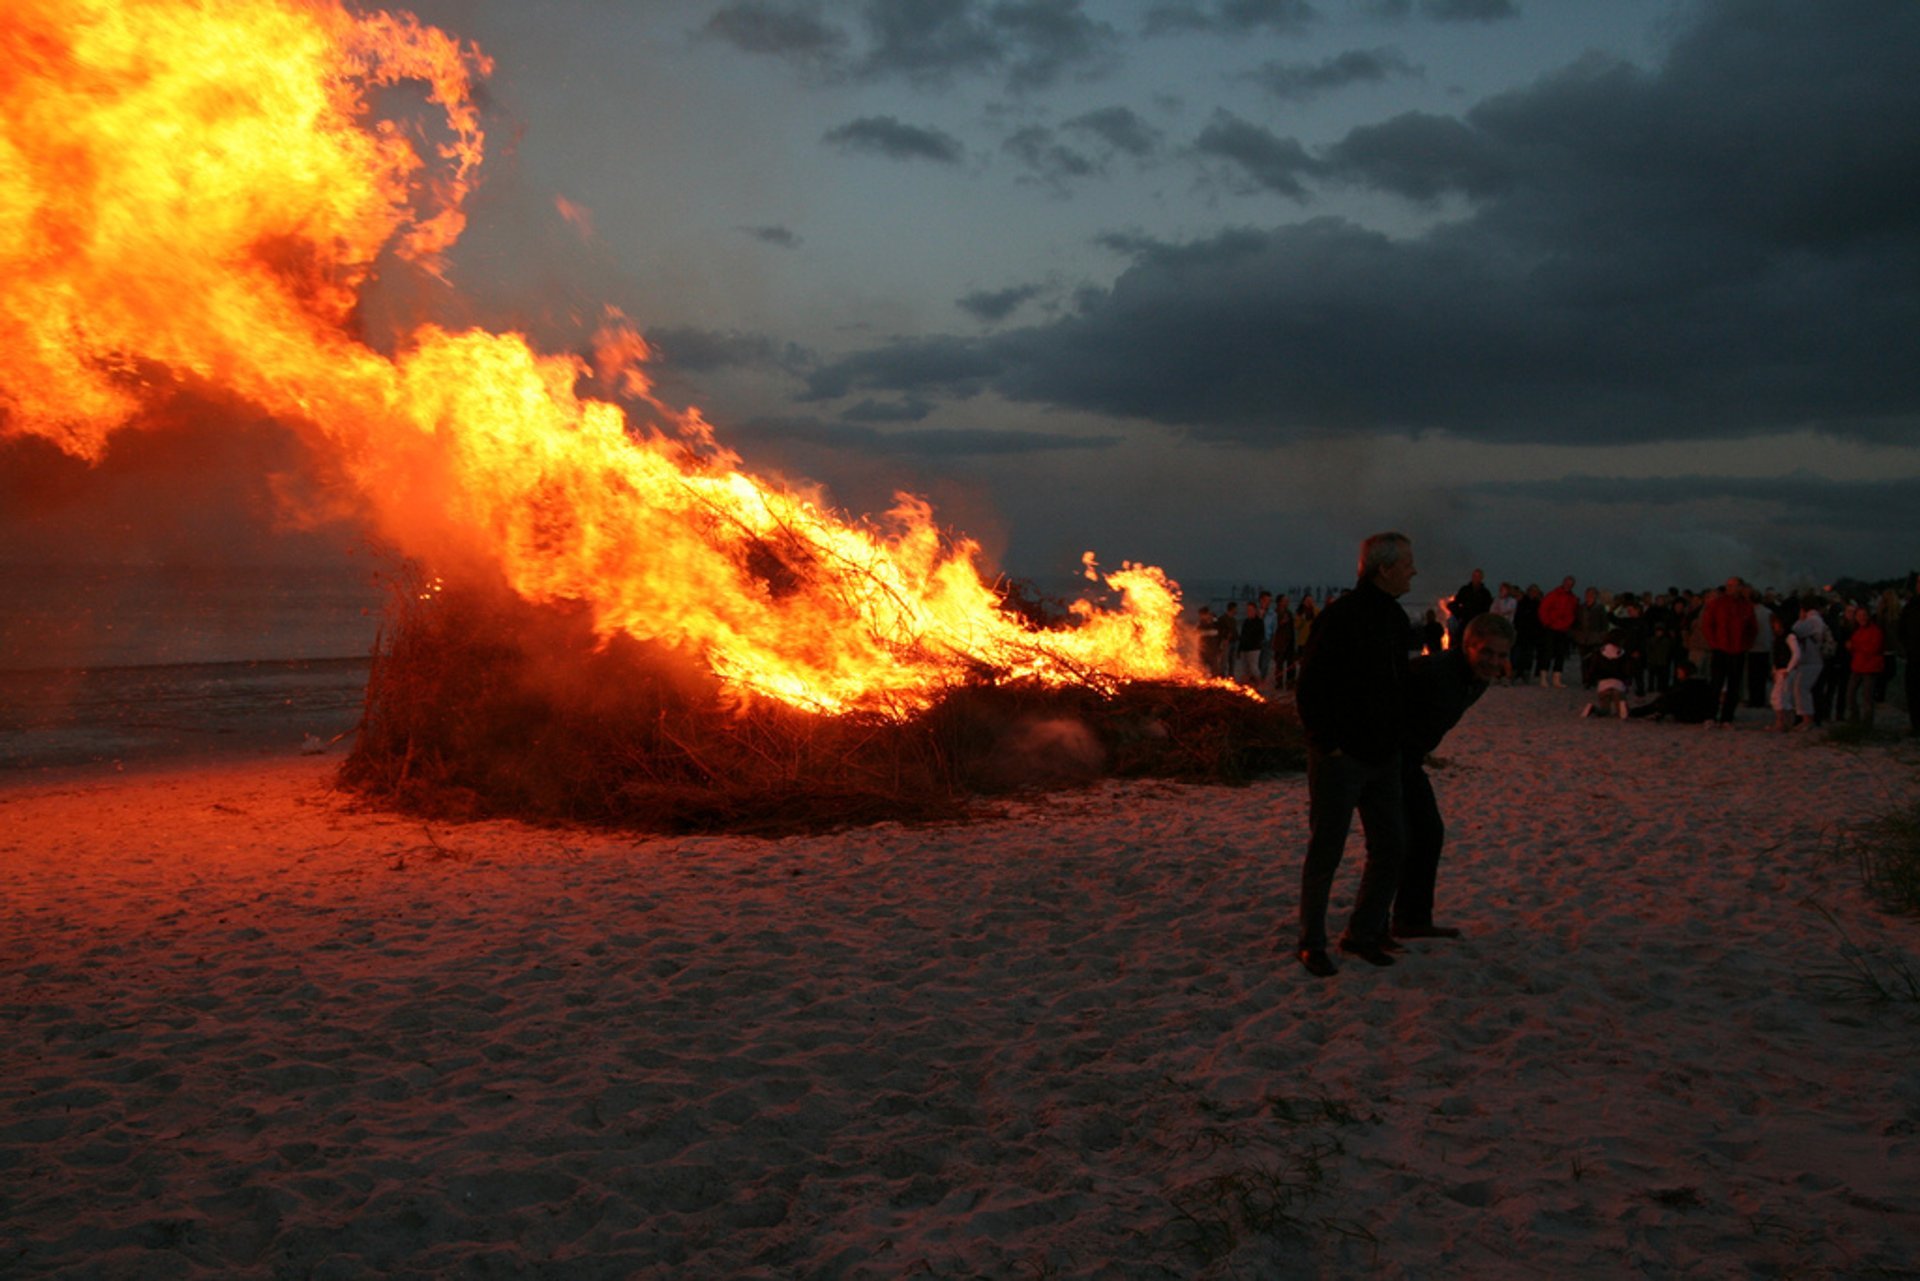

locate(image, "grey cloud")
[[823, 115, 966, 163], [1320, 110, 1514, 201], [1469, 472, 1920, 530], [800, 0, 1920, 448], [732, 415, 1119, 456], [644, 326, 808, 375], [1144, 0, 1318, 36], [1004, 125, 1098, 188], [1365, 0, 1514, 19], [1422, 0, 1516, 22], [1193, 112, 1319, 199], [958, 283, 1046, 323], [841, 396, 935, 422], [1245, 47, 1420, 102], [739, 224, 802, 248], [701, 1, 847, 59], [1064, 106, 1161, 158], [716, 0, 1118, 91]]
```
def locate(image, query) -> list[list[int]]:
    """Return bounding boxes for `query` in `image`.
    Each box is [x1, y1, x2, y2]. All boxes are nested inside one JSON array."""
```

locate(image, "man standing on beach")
[[1702, 579, 1756, 726], [1394, 613, 1514, 941], [1293, 531, 1417, 977], [1538, 577, 1578, 687]]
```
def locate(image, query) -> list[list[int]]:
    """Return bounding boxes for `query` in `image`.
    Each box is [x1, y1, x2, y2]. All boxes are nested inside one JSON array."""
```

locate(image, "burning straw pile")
[[341, 571, 1303, 834]]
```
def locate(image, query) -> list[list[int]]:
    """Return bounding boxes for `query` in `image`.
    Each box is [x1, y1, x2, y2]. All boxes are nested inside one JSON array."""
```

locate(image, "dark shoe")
[[1336, 937, 1397, 967], [1296, 948, 1338, 978], [1393, 923, 1463, 940]]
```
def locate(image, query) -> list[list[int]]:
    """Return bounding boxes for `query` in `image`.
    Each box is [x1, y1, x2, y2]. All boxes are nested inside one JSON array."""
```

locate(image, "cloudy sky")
[[26, 0, 1919, 600]]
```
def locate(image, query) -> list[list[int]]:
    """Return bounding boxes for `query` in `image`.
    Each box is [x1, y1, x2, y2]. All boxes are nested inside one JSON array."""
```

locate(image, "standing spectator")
[[1538, 577, 1579, 687], [1645, 620, 1676, 693], [1764, 612, 1798, 732], [1447, 569, 1493, 650], [1215, 602, 1240, 678], [1237, 599, 1267, 686], [1293, 531, 1418, 977], [1271, 593, 1297, 690], [1901, 573, 1920, 737], [1575, 587, 1610, 688], [1787, 599, 1829, 729], [1811, 597, 1848, 724], [1701, 578, 1757, 726], [1197, 606, 1221, 674], [1512, 583, 1544, 685], [1260, 592, 1281, 687], [1845, 604, 1886, 725], [1294, 594, 1318, 664], [1746, 588, 1774, 709]]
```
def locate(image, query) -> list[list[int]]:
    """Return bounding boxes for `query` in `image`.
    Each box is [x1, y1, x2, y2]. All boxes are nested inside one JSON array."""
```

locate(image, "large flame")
[[0, 0, 1203, 716]]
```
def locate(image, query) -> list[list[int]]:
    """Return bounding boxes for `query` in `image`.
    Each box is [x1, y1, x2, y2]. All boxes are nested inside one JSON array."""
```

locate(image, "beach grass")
[[1834, 793, 1920, 917]]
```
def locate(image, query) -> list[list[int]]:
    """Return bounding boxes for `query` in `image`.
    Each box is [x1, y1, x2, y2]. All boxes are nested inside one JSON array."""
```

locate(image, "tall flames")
[[1, 0, 1202, 716]]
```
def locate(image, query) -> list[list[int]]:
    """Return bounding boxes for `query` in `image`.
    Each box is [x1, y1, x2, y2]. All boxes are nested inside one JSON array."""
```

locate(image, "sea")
[[0, 565, 385, 774], [0, 565, 1345, 776]]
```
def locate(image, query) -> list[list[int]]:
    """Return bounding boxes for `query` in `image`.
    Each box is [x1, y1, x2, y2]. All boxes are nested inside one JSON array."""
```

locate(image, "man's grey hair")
[[1463, 612, 1515, 645], [1357, 531, 1412, 580]]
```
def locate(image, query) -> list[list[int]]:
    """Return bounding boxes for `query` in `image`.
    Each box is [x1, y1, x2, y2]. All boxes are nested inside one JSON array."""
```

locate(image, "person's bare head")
[[1462, 613, 1515, 682], [1359, 532, 1417, 598]]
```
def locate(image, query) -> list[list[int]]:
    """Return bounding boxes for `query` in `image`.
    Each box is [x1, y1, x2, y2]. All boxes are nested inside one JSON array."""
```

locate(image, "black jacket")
[[1296, 579, 1412, 764], [1402, 649, 1488, 763]]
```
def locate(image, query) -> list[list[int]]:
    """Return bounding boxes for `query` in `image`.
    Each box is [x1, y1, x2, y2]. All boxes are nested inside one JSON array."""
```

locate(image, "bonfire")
[[1, 0, 1299, 829]]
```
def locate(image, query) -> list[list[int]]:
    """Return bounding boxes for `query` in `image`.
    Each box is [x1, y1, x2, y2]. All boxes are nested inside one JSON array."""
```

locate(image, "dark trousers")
[[1746, 652, 1770, 708], [1299, 747, 1405, 951], [1708, 650, 1744, 723], [1396, 765, 1444, 931], [1546, 632, 1571, 674], [1908, 650, 1920, 733]]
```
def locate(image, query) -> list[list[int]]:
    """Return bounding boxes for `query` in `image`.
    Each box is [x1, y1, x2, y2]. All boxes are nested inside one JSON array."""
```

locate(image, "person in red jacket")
[[1701, 578, 1758, 725], [1537, 576, 1579, 687], [1845, 603, 1887, 725]]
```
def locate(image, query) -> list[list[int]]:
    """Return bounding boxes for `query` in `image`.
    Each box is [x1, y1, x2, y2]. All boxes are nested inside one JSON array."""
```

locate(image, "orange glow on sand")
[[1, 0, 1211, 718]]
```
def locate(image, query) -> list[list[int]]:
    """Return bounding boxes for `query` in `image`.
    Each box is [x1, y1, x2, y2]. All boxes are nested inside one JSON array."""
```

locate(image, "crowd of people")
[[1269, 531, 1919, 981], [1196, 568, 1920, 737]]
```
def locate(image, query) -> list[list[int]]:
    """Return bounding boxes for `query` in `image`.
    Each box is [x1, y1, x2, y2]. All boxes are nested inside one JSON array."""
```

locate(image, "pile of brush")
[[340, 572, 1303, 834]]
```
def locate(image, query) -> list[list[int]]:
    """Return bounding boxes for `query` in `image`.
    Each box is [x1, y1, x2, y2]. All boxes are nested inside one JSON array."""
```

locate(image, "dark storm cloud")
[[732, 415, 1118, 456], [1064, 106, 1160, 158], [958, 283, 1046, 323], [739, 224, 802, 248], [1366, 0, 1516, 20], [701, 1, 847, 59], [1244, 47, 1420, 102], [1192, 112, 1318, 199], [822, 115, 966, 163], [644, 326, 808, 375], [803, 0, 1920, 447], [1143, 0, 1317, 37], [1321, 110, 1514, 201], [704, 0, 1118, 91]]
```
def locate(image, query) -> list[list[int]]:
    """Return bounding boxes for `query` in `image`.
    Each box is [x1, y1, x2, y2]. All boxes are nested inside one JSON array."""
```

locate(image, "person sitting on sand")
[[1578, 633, 1633, 719], [1394, 612, 1513, 942], [1627, 659, 1715, 723]]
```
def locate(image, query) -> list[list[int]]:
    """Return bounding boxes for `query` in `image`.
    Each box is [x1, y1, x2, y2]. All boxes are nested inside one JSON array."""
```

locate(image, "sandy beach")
[[3, 687, 1917, 1279]]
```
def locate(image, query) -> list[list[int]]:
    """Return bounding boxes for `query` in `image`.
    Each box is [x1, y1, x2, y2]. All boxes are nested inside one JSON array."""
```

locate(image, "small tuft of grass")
[[1799, 897, 1920, 1005], [1832, 796, 1920, 916]]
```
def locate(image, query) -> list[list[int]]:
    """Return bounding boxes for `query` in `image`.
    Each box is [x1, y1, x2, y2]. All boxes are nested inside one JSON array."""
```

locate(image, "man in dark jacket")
[[1293, 531, 1417, 977], [1394, 613, 1513, 940], [1446, 568, 1493, 649]]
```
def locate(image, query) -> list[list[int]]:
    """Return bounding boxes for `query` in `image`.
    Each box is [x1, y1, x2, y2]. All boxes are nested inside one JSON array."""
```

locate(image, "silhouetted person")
[[1293, 531, 1418, 978], [1395, 613, 1513, 941]]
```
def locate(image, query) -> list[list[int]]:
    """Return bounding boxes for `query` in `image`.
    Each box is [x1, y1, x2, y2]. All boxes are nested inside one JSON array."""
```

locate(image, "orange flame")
[[0, 0, 1206, 716]]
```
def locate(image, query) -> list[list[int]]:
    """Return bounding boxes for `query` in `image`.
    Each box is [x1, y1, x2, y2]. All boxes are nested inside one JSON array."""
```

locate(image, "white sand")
[[3, 689, 1918, 1279]]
